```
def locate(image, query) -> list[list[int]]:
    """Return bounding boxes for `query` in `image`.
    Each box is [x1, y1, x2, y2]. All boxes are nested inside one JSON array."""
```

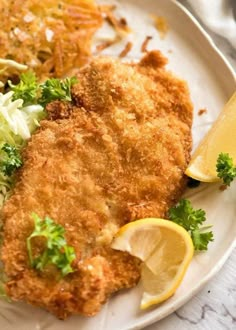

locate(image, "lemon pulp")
[[186, 91, 236, 182], [111, 218, 194, 308]]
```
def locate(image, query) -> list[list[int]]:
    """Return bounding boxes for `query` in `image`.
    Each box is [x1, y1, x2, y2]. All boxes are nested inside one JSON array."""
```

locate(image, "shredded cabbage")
[[0, 90, 45, 207], [0, 58, 27, 72], [0, 91, 44, 146]]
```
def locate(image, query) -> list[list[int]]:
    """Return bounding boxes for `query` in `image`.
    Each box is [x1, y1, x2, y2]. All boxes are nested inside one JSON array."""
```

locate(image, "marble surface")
[[145, 2, 236, 330], [145, 250, 236, 330]]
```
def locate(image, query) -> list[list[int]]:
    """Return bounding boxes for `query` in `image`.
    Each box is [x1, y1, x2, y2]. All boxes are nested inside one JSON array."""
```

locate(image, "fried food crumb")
[[198, 108, 207, 116], [119, 41, 133, 58], [141, 36, 153, 53], [96, 39, 119, 52], [106, 13, 131, 35], [219, 184, 228, 191], [96, 6, 131, 54]]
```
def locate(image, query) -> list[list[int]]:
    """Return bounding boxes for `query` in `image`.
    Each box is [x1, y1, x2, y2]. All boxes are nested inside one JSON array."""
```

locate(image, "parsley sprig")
[[27, 213, 76, 276], [8, 72, 78, 107], [216, 152, 236, 186], [8, 71, 38, 105], [38, 77, 78, 106], [0, 143, 22, 177], [169, 199, 214, 251]]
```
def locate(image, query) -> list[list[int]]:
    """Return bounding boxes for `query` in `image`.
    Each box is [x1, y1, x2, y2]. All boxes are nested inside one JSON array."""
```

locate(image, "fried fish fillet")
[[1, 51, 193, 319]]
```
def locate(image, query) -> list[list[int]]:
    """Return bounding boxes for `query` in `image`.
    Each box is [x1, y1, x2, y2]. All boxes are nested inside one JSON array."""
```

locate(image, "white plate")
[[0, 1, 236, 330]]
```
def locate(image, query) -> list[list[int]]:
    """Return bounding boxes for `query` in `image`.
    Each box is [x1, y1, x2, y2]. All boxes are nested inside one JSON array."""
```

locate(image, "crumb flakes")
[[119, 41, 133, 58], [141, 36, 153, 52], [219, 184, 228, 191], [198, 108, 207, 116]]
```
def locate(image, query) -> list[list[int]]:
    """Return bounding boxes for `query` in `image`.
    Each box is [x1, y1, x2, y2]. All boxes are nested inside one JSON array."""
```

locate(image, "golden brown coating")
[[1, 51, 193, 319]]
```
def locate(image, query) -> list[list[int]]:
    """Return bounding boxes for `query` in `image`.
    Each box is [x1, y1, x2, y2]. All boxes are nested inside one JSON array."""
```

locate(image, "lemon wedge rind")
[[111, 218, 194, 309], [186, 91, 236, 182]]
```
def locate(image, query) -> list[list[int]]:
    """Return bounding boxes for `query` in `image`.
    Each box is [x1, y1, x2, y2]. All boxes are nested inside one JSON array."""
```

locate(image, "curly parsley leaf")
[[9, 73, 78, 108], [216, 152, 236, 186], [168, 199, 206, 231], [169, 199, 213, 251], [49, 245, 76, 277], [27, 213, 76, 276], [191, 228, 214, 251], [38, 77, 78, 106], [0, 143, 22, 177], [8, 71, 39, 106]]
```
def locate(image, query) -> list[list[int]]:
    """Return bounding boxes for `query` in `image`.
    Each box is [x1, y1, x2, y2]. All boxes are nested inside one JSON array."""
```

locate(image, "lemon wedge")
[[186, 91, 236, 182], [111, 218, 194, 309]]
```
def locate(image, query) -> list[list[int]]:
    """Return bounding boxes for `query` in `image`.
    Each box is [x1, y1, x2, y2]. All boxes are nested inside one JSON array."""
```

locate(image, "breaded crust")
[[1, 51, 193, 319]]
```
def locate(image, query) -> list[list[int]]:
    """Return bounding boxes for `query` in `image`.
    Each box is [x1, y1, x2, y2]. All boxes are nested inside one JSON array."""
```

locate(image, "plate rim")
[[128, 240, 236, 330], [0, 1, 236, 330], [174, 0, 236, 82], [126, 1, 236, 329]]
